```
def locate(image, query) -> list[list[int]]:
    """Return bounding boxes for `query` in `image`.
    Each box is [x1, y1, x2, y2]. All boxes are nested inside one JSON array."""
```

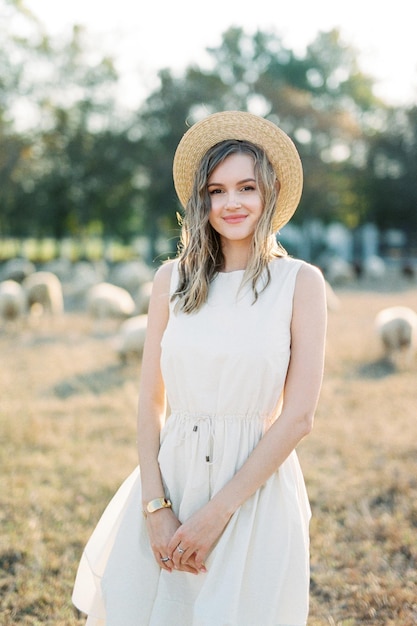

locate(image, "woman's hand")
[[168, 501, 231, 573], [145, 509, 200, 574]]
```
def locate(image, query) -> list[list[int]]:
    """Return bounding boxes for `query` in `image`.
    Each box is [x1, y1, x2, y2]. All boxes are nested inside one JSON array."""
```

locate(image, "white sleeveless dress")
[[72, 256, 312, 626]]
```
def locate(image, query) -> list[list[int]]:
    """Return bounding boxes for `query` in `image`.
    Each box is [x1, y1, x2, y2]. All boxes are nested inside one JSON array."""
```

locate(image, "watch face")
[[147, 498, 170, 513]]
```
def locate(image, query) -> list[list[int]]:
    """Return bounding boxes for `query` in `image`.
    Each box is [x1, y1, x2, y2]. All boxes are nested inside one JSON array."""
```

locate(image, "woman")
[[72, 110, 327, 626]]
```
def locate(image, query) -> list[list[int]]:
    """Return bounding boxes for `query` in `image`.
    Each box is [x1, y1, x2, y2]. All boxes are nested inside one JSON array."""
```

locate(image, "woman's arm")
[[138, 261, 199, 572], [169, 263, 327, 570], [137, 261, 171, 501]]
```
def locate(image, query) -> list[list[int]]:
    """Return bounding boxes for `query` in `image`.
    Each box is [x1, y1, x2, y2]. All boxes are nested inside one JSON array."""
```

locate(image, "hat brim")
[[173, 110, 303, 232]]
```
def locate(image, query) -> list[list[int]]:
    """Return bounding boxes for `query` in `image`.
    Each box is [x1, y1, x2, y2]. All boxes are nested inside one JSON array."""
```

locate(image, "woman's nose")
[[225, 194, 241, 209]]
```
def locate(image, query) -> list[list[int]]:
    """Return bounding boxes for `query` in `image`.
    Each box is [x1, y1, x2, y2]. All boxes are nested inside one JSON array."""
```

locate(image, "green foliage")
[[0, 5, 416, 256], [366, 107, 417, 235]]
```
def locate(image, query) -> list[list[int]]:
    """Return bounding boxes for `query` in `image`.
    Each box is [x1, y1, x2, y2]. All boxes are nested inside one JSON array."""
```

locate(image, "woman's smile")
[[222, 214, 248, 224]]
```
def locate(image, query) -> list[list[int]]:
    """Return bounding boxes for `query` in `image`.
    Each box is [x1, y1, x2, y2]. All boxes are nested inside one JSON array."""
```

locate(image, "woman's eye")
[[242, 185, 255, 192], [209, 188, 223, 195]]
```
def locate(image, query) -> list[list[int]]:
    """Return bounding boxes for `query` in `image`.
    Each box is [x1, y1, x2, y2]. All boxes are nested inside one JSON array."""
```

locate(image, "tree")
[[366, 106, 417, 239], [253, 29, 380, 227], [1, 11, 415, 253], [0, 1, 133, 241], [131, 65, 232, 262], [135, 26, 386, 245]]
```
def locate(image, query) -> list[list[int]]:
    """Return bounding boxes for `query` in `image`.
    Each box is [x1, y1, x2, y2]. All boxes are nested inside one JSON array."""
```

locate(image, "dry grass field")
[[1, 276, 417, 625]]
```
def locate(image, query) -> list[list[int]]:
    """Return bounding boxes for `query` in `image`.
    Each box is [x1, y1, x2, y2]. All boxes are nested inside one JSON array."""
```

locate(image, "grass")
[[1, 280, 417, 625]]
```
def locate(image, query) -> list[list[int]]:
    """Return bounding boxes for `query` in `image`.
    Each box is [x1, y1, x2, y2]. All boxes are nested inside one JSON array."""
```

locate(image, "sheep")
[[375, 306, 417, 365], [41, 258, 73, 283], [363, 255, 386, 280], [22, 271, 64, 316], [64, 261, 108, 309], [1, 258, 36, 283], [109, 260, 154, 294], [114, 314, 148, 362], [320, 255, 355, 286], [87, 282, 136, 320], [0, 280, 27, 324]]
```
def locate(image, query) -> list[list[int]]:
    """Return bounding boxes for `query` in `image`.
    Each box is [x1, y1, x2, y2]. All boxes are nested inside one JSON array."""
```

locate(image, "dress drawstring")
[[169, 413, 217, 465], [192, 416, 215, 465], [168, 410, 273, 467]]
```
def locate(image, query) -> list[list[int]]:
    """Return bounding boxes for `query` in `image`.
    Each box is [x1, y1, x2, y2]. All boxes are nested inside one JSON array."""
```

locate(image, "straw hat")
[[173, 110, 303, 232]]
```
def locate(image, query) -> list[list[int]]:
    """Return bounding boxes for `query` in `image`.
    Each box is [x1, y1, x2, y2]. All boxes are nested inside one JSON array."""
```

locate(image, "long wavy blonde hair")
[[172, 139, 287, 313]]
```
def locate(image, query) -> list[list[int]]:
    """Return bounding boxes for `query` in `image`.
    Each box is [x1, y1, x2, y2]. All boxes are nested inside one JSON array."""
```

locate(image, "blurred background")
[[1, 0, 416, 274]]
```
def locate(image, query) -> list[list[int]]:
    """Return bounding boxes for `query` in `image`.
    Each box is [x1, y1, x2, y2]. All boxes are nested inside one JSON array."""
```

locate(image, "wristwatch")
[[143, 497, 172, 518]]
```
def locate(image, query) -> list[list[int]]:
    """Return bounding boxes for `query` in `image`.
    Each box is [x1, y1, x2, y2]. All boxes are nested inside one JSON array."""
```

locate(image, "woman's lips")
[[223, 215, 247, 224]]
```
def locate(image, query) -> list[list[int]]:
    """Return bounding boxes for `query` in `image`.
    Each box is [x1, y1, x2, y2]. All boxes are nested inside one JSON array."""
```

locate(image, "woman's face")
[[207, 153, 263, 245]]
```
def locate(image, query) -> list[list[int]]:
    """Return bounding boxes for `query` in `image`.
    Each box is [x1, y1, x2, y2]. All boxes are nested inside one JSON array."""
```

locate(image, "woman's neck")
[[221, 241, 251, 272]]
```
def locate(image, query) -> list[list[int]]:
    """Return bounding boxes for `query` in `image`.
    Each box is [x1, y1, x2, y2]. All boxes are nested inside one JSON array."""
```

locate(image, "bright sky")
[[24, 0, 417, 109]]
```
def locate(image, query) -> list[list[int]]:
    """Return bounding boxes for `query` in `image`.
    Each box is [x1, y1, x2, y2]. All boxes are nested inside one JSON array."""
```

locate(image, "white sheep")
[[64, 260, 108, 305], [87, 282, 136, 319], [0, 280, 27, 324], [375, 306, 417, 364], [363, 255, 386, 280], [110, 260, 154, 294], [22, 271, 64, 316], [321, 255, 355, 286], [114, 314, 148, 362]]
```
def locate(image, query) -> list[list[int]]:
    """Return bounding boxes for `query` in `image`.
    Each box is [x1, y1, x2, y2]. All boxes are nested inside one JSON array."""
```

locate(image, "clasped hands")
[[146, 503, 228, 575]]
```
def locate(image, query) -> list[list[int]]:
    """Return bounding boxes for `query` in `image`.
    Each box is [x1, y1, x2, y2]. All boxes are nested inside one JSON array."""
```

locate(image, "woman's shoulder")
[[271, 255, 322, 277], [291, 259, 326, 302], [270, 256, 325, 294], [269, 254, 304, 276], [155, 258, 176, 278], [294, 258, 325, 284], [153, 259, 178, 295]]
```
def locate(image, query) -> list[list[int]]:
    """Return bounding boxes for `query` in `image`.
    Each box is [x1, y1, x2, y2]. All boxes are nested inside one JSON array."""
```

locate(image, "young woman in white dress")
[[72, 110, 327, 626]]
